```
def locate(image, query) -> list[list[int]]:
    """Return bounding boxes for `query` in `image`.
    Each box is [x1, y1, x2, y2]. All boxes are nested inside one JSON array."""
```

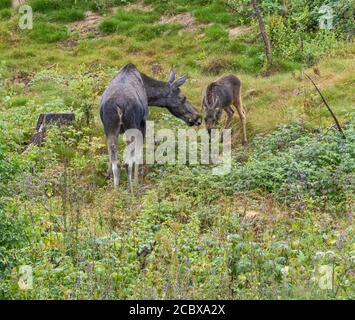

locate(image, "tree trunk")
[[251, 0, 273, 72]]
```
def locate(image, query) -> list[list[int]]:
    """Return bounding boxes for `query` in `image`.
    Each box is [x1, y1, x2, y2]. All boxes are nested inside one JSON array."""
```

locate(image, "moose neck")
[[140, 73, 170, 107]]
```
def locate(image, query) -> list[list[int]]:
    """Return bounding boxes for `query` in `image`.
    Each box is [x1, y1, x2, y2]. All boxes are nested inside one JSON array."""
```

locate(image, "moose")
[[202, 75, 247, 145], [100, 63, 201, 191]]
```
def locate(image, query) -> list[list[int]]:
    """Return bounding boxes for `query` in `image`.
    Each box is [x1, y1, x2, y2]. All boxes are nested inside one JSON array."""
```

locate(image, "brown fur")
[[202, 75, 247, 145]]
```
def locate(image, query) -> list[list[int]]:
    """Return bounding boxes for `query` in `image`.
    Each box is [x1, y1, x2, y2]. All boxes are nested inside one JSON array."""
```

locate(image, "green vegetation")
[[28, 21, 69, 43], [49, 8, 86, 23], [99, 9, 182, 40], [0, 0, 11, 10], [0, 0, 354, 300]]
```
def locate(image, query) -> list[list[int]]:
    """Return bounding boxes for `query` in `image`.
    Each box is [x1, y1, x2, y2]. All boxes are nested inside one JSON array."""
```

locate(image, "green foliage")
[[28, 0, 132, 13], [228, 121, 354, 212], [0, 8, 11, 19], [204, 24, 229, 42], [0, 0, 11, 10], [227, 0, 352, 67], [29, 0, 63, 12], [49, 9, 86, 23], [0, 209, 27, 271], [28, 21, 69, 43], [0, 134, 22, 200], [269, 15, 339, 65], [99, 9, 182, 40], [100, 10, 160, 33], [193, 2, 235, 25]]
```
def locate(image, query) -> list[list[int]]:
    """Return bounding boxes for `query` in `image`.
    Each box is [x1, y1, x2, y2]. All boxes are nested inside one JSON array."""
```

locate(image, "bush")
[[268, 15, 339, 65], [227, 120, 355, 212], [0, 141, 21, 201]]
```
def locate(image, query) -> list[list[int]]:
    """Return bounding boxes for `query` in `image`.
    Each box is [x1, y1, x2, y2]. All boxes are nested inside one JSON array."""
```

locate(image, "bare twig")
[[304, 72, 346, 139]]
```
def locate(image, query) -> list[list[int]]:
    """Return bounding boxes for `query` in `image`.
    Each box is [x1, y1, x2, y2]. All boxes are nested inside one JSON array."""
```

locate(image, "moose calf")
[[202, 75, 247, 145]]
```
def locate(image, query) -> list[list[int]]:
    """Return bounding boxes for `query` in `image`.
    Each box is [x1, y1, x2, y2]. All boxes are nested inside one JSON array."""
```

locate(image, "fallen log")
[[22, 112, 75, 154]]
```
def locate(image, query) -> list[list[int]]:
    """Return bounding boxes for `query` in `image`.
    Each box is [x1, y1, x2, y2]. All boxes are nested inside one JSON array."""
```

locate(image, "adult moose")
[[202, 75, 247, 145], [100, 63, 201, 191]]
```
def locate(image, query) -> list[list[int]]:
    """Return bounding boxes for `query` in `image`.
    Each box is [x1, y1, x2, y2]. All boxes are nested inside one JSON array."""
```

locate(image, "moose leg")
[[125, 135, 135, 193], [234, 94, 247, 145], [224, 105, 235, 129], [134, 124, 146, 187], [107, 134, 120, 187], [125, 163, 133, 193]]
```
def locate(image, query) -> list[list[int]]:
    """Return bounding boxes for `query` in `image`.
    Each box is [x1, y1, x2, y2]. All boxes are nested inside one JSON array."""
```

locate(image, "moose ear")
[[168, 67, 175, 84], [174, 74, 188, 88]]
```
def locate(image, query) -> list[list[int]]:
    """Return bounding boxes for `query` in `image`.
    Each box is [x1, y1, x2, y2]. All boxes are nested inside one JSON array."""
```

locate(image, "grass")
[[193, 2, 235, 25], [49, 8, 86, 23], [28, 0, 136, 14], [99, 9, 183, 41], [0, 8, 11, 19], [0, 0, 10, 10], [0, 0, 354, 300], [27, 21, 69, 43]]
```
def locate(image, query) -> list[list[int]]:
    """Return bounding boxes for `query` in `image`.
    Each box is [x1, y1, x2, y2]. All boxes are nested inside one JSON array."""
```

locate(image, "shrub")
[[268, 15, 339, 65], [227, 120, 355, 212]]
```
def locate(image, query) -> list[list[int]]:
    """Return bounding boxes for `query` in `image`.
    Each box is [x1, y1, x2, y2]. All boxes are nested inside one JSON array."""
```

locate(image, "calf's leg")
[[234, 92, 247, 145], [224, 105, 235, 129]]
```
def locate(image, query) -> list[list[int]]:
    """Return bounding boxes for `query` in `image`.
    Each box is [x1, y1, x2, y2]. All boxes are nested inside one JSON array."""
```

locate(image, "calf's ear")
[[174, 75, 188, 88], [168, 67, 175, 84]]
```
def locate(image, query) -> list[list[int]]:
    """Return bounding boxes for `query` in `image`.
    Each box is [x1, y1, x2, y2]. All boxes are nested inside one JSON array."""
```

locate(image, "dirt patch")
[[9, 71, 32, 86], [69, 11, 102, 36], [229, 26, 251, 39], [158, 13, 198, 32], [59, 38, 79, 49]]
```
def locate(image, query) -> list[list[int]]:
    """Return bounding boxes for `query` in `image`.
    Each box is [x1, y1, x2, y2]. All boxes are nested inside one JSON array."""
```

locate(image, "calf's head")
[[164, 69, 202, 127], [202, 94, 222, 134]]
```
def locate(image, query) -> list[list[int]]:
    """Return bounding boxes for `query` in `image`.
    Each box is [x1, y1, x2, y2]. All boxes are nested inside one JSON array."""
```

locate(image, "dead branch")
[[22, 112, 75, 154], [304, 72, 346, 139]]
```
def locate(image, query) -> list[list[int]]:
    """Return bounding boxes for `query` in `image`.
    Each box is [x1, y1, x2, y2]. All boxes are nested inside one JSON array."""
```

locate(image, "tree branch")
[[304, 72, 346, 139]]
